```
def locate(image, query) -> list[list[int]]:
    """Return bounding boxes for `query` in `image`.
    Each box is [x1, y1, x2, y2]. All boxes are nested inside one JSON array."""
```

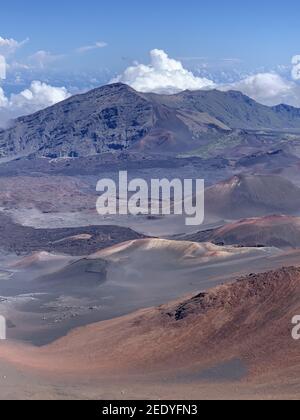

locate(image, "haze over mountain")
[[39, 266, 299, 378], [1, 266, 300, 400], [0, 213, 146, 256], [181, 215, 300, 249], [205, 174, 300, 220], [1, 83, 300, 159]]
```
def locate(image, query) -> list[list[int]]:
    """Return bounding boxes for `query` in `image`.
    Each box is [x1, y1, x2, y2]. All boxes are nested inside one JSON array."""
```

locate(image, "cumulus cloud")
[[0, 36, 28, 56], [0, 81, 70, 127], [10, 81, 70, 110], [111, 49, 215, 93], [222, 72, 300, 107], [112, 49, 300, 107], [77, 41, 107, 53], [292, 55, 300, 81], [0, 35, 71, 127]]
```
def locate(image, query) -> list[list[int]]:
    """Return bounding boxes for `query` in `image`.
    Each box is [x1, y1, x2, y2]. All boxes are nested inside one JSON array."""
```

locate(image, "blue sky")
[[1, 0, 300, 72], [0, 0, 300, 126]]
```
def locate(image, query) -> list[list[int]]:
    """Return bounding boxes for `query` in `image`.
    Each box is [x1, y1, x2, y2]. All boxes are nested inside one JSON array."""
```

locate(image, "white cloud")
[[0, 36, 71, 127], [77, 41, 107, 53], [0, 87, 8, 107], [0, 81, 71, 127], [222, 72, 300, 107], [10, 81, 70, 110], [0, 55, 6, 79], [29, 50, 64, 69], [112, 49, 215, 93], [112, 49, 300, 107], [0, 36, 28, 56], [292, 55, 300, 81]]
